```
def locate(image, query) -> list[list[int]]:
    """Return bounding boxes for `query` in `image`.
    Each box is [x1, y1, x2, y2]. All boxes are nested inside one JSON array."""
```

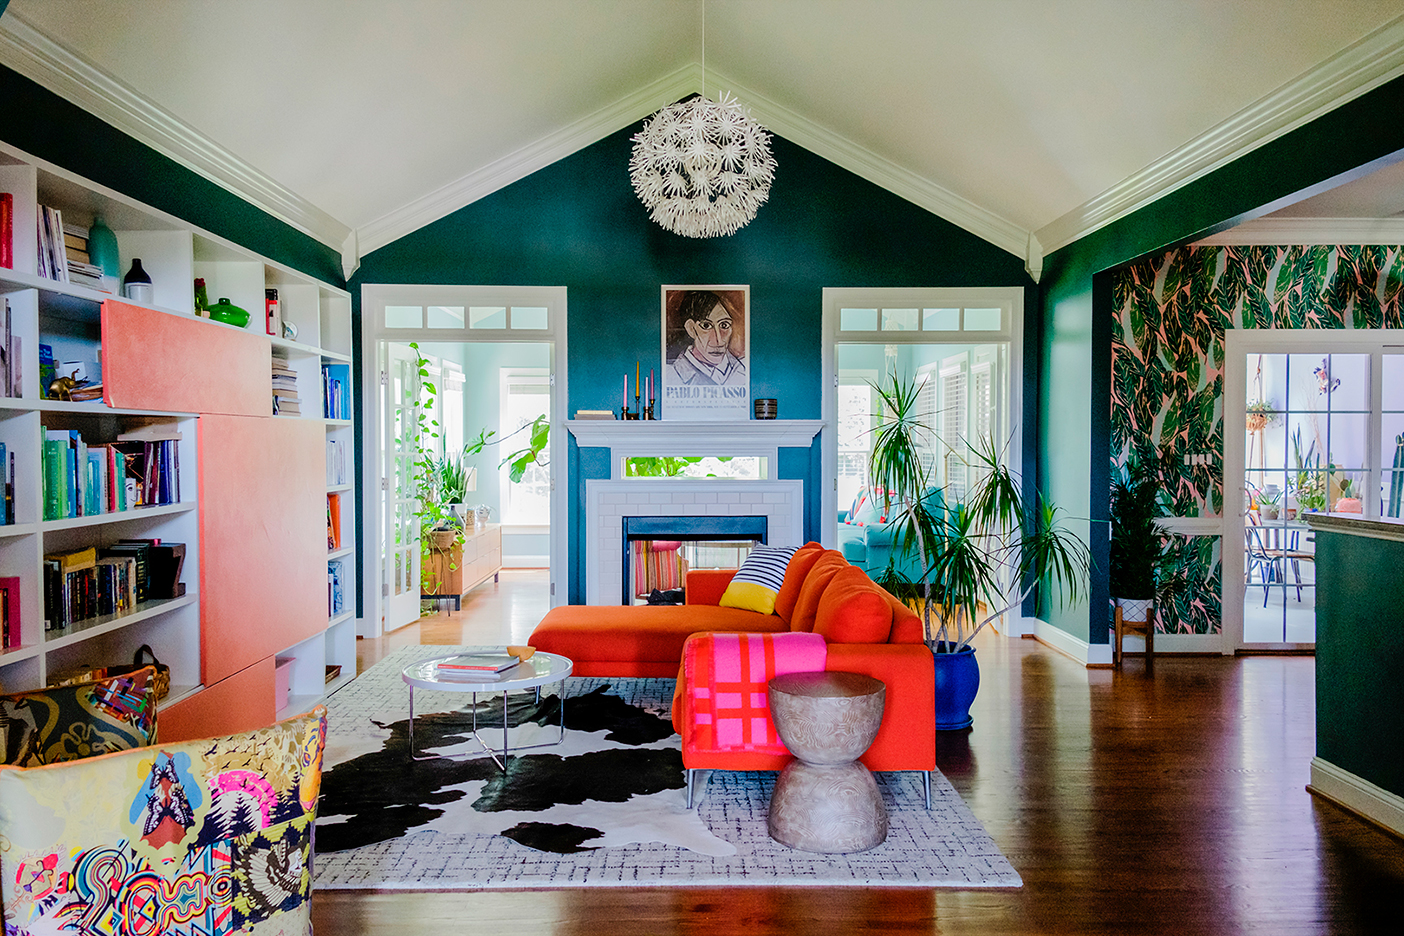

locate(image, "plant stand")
[[422, 541, 465, 612], [1113, 603, 1154, 667]]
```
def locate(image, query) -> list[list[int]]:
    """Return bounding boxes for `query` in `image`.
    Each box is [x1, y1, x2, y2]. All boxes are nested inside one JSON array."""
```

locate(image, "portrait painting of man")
[[661, 285, 750, 420]]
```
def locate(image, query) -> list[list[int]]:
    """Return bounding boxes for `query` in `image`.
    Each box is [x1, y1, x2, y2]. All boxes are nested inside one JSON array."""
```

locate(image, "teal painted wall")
[[1314, 529, 1404, 799], [0, 65, 343, 286], [1038, 73, 1404, 645], [351, 120, 1034, 603]]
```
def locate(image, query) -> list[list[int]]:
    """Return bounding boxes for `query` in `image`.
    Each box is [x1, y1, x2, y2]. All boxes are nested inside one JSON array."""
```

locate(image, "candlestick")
[[623, 373, 628, 411]]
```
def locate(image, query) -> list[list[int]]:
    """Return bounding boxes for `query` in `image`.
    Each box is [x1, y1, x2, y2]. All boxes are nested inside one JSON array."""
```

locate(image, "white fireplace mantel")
[[567, 419, 824, 451]]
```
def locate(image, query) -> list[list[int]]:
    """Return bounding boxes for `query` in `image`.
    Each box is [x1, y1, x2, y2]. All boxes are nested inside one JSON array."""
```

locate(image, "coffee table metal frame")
[[401, 650, 573, 769]]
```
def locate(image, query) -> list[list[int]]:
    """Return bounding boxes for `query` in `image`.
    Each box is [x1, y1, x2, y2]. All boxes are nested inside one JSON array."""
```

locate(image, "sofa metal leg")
[[924, 770, 932, 809], [686, 769, 695, 809]]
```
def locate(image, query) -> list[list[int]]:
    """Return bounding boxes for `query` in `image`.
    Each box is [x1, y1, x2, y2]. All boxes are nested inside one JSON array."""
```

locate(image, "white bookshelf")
[[1, 138, 358, 711]]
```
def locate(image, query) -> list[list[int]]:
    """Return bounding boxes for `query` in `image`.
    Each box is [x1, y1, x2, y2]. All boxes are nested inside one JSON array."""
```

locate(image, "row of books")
[[1, 192, 12, 270], [1, 576, 20, 650], [272, 357, 300, 416], [322, 362, 351, 420], [0, 444, 16, 525], [327, 493, 343, 550], [327, 439, 349, 486], [42, 427, 181, 521], [328, 559, 345, 618], [0, 297, 23, 399], [58, 223, 109, 292], [42, 540, 185, 632]]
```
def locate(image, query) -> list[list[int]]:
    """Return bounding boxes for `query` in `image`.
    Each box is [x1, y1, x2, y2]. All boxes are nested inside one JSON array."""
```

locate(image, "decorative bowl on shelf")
[[207, 297, 251, 328]]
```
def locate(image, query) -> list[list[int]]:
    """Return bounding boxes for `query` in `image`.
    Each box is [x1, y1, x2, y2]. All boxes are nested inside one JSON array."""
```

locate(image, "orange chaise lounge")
[[529, 544, 937, 805]]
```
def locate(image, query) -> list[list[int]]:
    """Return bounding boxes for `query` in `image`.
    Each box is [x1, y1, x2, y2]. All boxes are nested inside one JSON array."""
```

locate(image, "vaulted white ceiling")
[[4, 0, 1403, 274]]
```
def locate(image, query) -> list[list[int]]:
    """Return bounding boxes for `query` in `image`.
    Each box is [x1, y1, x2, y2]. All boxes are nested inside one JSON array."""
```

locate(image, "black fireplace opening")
[[621, 515, 767, 605]]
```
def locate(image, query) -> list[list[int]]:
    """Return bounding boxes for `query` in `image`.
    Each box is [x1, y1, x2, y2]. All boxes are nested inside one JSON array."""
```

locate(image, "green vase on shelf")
[[88, 215, 120, 292]]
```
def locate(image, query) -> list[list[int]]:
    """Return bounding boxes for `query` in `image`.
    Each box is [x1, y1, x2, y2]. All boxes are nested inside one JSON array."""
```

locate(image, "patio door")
[[381, 342, 422, 631], [1223, 330, 1404, 649]]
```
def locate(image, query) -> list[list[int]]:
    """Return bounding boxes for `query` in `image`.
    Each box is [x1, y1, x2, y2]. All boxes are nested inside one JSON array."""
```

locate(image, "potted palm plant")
[[867, 374, 1089, 729], [1109, 461, 1160, 622]]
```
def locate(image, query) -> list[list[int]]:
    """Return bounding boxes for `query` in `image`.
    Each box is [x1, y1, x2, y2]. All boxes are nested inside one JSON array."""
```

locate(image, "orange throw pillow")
[[773, 542, 824, 624], [814, 566, 894, 644], [788, 551, 849, 632]]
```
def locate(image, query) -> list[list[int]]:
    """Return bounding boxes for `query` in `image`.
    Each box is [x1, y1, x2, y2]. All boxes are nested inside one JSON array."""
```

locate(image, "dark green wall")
[[0, 64, 343, 286], [351, 120, 1034, 603], [1038, 73, 1404, 644], [1314, 529, 1404, 798]]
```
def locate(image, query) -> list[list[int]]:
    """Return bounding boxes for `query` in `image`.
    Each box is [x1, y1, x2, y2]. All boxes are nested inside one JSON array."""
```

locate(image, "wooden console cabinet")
[[422, 523, 502, 606]]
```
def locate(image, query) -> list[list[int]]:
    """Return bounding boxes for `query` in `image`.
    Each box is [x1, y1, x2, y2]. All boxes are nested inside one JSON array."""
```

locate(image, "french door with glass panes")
[[381, 342, 422, 631], [1224, 330, 1404, 649]]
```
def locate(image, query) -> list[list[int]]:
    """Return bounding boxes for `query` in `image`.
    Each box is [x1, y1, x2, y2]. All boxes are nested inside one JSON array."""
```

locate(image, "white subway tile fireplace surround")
[[568, 420, 824, 606]]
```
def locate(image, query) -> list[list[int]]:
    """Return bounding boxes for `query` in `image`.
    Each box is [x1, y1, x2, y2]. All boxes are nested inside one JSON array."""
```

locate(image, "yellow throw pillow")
[[719, 545, 800, 615]]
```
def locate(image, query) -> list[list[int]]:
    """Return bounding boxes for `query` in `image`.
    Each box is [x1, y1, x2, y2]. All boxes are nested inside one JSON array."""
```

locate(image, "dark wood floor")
[[318, 572, 1404, 934]]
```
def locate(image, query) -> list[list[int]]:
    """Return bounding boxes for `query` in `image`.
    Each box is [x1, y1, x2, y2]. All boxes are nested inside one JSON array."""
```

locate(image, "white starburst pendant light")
[[630, 92, 777, 238]]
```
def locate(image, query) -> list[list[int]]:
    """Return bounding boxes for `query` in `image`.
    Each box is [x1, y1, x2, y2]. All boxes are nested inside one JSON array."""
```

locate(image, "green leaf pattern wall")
[[1112, 244, 1404, 635]]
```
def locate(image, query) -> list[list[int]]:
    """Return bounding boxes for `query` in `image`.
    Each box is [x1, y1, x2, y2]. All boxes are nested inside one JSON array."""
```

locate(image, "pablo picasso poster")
[[661, 285, 750, 420]]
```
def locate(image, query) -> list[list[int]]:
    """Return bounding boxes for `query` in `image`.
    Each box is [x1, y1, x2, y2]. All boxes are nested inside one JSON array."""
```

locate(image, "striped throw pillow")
[[718, 544, 800, 615]]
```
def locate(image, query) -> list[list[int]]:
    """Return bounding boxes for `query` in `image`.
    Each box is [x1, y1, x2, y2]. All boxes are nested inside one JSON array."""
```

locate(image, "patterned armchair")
[[0, 706, 326, 934]]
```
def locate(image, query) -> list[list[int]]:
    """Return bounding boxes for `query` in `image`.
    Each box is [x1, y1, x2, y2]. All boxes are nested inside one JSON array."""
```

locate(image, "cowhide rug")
[[313, 645, 1022, 889]]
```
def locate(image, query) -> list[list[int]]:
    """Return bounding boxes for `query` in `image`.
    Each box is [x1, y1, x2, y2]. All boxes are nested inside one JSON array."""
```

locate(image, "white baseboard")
[[1309, 757, 1404, 836], [1111, 633, 1224, 655], [1029, 618, 1113, 666]]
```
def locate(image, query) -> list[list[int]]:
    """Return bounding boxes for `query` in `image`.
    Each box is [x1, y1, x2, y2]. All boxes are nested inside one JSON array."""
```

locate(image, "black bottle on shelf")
[[123, 258, 153, 304]]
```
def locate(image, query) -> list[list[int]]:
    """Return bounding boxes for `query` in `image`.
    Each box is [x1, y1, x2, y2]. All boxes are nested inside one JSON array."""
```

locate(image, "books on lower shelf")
[[0, 577, 20, 650], [272, 357, 300, 416], [42, 540, 186, 631], [1, 297, 23, 398], [328, 559, 345, 617], [327, 492, 342, 550], [322, 362, 350, 420], [0, 443, 13, 525], [41, 426, 181, 520], [327, 439, 348, 486]]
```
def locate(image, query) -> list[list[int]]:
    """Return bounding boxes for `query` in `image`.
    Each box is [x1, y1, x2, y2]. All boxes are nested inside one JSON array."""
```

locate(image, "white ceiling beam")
[[0, 11, 354, 255], [1035, 14, 1404, 257]]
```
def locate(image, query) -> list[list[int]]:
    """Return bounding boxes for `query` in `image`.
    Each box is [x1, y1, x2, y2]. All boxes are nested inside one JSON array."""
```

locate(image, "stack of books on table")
[[272, 358, 300, 415], [434, 653, 524, 681]]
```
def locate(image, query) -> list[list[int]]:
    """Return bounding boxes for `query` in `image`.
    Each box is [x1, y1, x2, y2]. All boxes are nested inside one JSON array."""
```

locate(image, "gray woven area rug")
[[313, 645, 1022, 890]]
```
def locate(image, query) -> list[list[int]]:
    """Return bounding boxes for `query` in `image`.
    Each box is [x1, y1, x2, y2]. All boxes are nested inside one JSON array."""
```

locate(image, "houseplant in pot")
[[1109, 460, 1161, 629], [867, 374, 1090, 729]]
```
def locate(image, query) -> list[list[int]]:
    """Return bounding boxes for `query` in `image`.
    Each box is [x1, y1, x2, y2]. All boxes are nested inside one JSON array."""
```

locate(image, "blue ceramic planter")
[[931, 642, 979, 729]]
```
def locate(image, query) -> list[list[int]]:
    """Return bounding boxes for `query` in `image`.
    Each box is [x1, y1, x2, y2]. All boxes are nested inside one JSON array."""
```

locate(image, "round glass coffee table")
[[402, 649, 573, 768]]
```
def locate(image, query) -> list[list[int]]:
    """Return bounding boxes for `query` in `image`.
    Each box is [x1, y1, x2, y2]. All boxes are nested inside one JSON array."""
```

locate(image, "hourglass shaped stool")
[[766, 670, 887, 853]]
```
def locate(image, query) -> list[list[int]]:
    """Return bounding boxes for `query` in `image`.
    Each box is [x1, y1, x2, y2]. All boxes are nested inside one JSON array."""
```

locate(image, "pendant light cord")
[[701, 0, 706, 99]]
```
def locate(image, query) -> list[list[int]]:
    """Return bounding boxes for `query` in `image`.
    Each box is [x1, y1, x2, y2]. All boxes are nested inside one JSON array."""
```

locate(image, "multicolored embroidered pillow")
[[0, 666, 158, 767], [0, 706, 327, 936], [718, 544, 800, 615]]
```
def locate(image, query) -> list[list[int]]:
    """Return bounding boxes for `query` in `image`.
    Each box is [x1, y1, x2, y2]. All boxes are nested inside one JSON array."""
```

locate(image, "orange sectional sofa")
[[529, 544, 936, 800]]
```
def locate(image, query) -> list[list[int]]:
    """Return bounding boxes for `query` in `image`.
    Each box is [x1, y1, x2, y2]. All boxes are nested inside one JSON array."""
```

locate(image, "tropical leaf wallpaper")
[[1111, 244, 1404, 635]]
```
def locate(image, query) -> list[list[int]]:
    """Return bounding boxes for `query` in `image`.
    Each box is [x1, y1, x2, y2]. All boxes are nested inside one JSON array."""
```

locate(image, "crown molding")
[[1036, 15, 1404, 257], [1194, 216, 1404, 246], [709, 67, 1031, 262], [0, 12, 352, 253], [354, 65, 700, 259]]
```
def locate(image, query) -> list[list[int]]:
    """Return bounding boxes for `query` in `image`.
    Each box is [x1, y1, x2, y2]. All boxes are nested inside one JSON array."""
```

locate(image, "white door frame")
[[1222, 327, 1404, 652], [360, 285, 569, 637], [820, 287, 1023, 628]]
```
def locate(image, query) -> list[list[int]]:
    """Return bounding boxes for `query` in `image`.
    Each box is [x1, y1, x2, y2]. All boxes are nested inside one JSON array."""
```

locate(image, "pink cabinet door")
[[102, 299, 270, 416], [159, 657, 277, 741], [199, 414, 325, 685]]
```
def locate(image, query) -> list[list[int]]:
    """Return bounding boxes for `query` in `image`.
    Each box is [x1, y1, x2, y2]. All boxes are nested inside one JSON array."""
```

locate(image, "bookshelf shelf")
[[43, 593, 197, 650], [40, 502, 196, 533], [3, 136, 358, 725], [328, 545, 353, 560]]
